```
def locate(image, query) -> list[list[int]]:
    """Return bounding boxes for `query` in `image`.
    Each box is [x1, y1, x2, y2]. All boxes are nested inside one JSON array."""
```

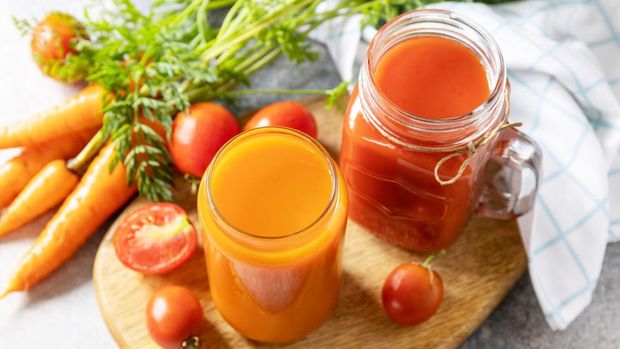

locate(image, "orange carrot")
[[0, 85, 105, 149], [0, 128, 96, 208], [1, 143, 136, 296], [0, 160, 79, 237]]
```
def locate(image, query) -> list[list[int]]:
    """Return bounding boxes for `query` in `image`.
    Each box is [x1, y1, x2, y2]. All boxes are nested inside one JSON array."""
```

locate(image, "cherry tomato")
[[113, 203, 197, 275], [146, 286, 204, 349], [30, 12, 86, 82], [168, 103, 240, 178], [382, 263, 444, 326], [243, 101, 318, 138]]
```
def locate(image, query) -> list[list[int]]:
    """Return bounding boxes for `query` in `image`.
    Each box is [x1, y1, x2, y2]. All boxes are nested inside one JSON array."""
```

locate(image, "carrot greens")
[[16, 0, 514, 202]]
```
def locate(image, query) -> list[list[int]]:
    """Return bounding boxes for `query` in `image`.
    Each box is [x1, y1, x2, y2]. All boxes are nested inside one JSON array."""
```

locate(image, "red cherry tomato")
[[382, 263, 444, 326], [169, 103, 240, 178], [243, 101, 318, 138], [30, 12, 86, 82], [146, 286, 204, 349], [113, 203, 197, 275]]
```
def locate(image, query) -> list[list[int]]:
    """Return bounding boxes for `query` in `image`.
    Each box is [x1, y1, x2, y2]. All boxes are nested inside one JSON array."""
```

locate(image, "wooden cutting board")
[[93, 96, 527, 349]]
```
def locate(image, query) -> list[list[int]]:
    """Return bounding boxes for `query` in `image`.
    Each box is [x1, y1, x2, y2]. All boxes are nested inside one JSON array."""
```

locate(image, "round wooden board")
[[93, 97, 527, 349]]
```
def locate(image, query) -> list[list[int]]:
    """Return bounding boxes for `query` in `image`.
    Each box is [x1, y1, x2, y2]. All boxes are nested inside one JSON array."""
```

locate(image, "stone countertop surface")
[[0, 1, 618, 346], [463, 243, 620, 349]]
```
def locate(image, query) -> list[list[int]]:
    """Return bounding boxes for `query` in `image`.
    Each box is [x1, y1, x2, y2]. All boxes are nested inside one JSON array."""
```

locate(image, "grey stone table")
[[464, 244, 620, 349]]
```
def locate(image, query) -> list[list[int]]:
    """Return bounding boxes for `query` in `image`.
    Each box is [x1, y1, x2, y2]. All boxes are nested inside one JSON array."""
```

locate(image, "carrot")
[[0, 143, 136, 296], [0, 128, 96, 208], [0, 160, 79, 237], [0, 85, 105, 149]]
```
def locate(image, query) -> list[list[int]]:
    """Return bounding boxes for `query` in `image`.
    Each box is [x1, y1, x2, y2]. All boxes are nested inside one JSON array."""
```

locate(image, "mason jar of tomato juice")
[[198, 127, 348, 343], [339, 9, 541, 252]]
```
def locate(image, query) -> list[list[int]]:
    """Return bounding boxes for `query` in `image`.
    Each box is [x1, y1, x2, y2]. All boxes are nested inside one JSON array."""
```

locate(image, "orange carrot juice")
[[198, 127, 348, 343]]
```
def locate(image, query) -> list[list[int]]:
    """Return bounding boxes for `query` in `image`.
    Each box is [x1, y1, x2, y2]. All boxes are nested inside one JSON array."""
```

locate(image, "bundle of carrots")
[[0, 87, 136, 298]]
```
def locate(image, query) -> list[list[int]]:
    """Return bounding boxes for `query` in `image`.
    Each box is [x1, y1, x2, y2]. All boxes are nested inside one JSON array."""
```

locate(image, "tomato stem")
[[181, 336, 201, 349], [421, 250, 446, 268], [183, 174, 201, 195], [421, 250, 446, 287]]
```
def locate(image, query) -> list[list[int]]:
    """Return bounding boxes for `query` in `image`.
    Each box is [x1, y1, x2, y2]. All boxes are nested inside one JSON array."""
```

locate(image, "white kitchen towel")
[[312, 0, 620, 330]]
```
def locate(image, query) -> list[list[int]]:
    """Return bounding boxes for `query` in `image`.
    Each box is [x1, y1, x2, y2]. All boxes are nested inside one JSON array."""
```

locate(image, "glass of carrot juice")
[[198, 127, 348, 343], [339, 9, 542, 252]]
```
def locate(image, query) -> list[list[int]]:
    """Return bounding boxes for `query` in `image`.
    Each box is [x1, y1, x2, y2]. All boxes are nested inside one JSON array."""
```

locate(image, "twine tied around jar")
[[433, 92, 523, 186]]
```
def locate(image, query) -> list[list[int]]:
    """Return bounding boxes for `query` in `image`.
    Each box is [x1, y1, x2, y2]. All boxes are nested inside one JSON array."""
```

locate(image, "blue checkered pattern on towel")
[[431, 0, 620, 330]]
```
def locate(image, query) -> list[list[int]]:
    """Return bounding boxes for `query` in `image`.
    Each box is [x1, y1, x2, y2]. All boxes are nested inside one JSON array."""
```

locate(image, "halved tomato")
[[113, 203, 197, 275]]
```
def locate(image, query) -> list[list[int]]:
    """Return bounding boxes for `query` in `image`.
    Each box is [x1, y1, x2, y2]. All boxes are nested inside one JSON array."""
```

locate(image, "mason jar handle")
[[477, 128, 542, 219]]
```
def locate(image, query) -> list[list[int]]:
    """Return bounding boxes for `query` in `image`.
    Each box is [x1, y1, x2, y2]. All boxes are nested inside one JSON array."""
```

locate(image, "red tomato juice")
[[340, 36, 492, 251]]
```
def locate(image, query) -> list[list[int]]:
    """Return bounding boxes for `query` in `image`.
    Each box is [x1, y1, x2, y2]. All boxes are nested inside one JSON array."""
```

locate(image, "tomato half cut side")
[[113, 203, 198, 275]]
